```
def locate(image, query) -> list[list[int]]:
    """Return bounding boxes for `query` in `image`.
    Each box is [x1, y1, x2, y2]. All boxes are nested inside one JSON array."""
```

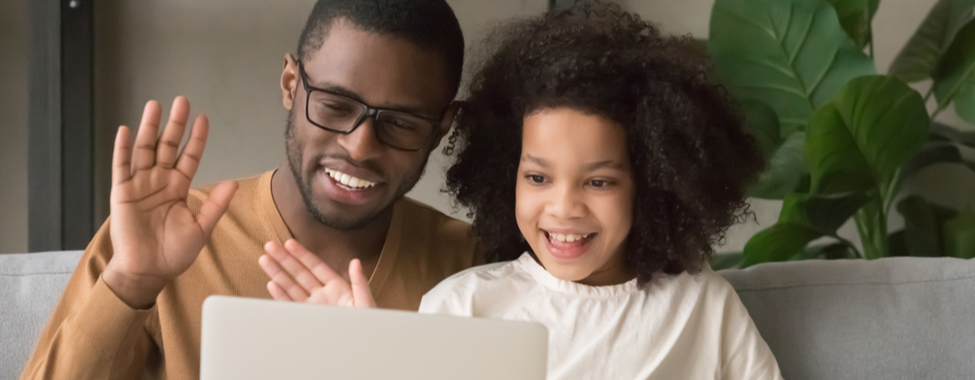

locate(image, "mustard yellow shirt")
[[21, 170, 477, 380]]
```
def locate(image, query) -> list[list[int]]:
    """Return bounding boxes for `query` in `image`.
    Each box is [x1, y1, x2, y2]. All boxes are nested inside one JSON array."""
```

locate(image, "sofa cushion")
[[720, 257, 975, 380], [0, 251, 83, 380]]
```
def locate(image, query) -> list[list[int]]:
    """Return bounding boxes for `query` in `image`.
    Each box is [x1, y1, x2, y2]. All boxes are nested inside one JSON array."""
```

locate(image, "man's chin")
[[304, 194, 394, 231]]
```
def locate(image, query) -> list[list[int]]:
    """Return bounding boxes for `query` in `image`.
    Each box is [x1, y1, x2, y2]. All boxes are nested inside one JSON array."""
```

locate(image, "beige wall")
[[619, 0, 975, 252], [0, 0, 29, 254], [92, 0, 549, 224]]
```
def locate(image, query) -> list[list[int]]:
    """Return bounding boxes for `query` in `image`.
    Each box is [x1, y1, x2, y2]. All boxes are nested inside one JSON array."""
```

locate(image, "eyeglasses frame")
[[296, 59, 445, 152]]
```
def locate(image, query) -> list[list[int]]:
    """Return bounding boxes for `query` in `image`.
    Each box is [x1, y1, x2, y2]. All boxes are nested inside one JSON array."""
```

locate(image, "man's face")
[[282, 20, 456, 230]]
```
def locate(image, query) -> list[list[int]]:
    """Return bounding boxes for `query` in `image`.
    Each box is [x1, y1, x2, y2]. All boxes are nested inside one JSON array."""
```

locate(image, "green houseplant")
[[706, 0, 975, 268]]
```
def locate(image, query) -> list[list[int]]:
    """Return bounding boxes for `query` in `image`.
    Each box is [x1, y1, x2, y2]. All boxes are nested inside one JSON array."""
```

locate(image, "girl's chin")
[[535, 256, 594, 282]]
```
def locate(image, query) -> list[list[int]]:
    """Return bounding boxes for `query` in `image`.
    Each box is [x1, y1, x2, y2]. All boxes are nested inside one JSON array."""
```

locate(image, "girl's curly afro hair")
[[445, 2, 765, 284]]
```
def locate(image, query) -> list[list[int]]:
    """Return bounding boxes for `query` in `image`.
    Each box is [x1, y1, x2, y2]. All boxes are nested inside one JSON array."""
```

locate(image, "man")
[[21, 0, 476, 378]]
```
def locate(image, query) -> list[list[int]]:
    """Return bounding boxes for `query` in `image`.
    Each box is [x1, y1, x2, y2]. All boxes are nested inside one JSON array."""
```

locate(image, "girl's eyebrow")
[[584, 160, 625, 171], [522, 154, 550, 167], [522, 155, 625, 171]]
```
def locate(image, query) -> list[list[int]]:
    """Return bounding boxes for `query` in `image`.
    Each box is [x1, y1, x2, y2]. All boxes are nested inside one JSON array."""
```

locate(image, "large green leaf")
[[711, 252, 745, 270], [741, 101, 782, 156], [825, 0, 880, 48], [791, 243, 859, 260], [742, 224, 824, 267], [934, 18, 975, 120], [930, 122, 975, 147], [741, 101, 810, 199], [742, 192, 868, 267], [888, 230, 910, 256], [956, 87, 975, 125], [749, 132, 808, 199], [943, 211, 975, 258], [805, 76, 930, 194], [896, 195, 959, 256], [779, 192, 871, 231], [889, 0, 975, 82], [709, 0, 876, 131], [901, 142, 975, 179]]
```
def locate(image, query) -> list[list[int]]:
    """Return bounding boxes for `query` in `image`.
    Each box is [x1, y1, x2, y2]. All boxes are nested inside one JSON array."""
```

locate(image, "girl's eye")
[[589, 179, 609, 188], [527, 175, 545, 184]]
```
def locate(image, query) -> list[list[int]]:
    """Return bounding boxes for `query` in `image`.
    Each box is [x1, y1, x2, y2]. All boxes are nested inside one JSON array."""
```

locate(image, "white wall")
[[92, 0, 549, 223], [0, 0, 29, 254], [619, 0, 975, 253]]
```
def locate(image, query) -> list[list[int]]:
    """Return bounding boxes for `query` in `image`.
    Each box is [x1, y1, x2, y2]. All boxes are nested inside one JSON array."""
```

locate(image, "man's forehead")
[[301, 20, 453, 114]]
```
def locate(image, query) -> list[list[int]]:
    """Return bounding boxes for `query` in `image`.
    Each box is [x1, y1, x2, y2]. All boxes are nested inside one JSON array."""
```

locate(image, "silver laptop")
[[201, 296, 548, 380]]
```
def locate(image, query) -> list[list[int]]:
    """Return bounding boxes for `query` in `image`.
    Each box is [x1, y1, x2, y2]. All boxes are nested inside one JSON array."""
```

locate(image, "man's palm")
[[105, 98, 237, 307]]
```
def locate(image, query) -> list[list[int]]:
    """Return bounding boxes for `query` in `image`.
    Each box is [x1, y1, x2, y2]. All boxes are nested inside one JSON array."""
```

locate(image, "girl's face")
[[516, 108, 636, 286]]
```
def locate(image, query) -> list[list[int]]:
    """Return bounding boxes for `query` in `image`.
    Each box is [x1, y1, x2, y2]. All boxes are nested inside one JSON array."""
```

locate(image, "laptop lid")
[[200, 296, 548, 380]]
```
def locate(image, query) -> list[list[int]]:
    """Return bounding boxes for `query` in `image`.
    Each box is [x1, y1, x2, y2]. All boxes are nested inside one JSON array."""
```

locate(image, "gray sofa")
[[2, 251, 974, 380]]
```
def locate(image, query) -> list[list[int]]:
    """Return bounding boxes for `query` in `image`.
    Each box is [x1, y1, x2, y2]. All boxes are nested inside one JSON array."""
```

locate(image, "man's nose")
[[336, 117, 384, 162]]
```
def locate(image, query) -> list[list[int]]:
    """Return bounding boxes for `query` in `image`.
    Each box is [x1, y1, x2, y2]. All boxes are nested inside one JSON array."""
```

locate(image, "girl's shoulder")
[[642, 264, 739, 302], [419, 254, 532, 315]]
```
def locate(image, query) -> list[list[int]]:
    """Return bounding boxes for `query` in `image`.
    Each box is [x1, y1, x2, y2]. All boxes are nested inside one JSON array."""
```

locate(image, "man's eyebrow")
[[312, 82, 437, 118], [522, 154, 549, 167]]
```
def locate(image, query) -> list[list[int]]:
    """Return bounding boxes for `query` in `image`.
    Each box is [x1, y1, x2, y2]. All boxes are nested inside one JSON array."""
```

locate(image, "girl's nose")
[[546, 184, 587, 220]]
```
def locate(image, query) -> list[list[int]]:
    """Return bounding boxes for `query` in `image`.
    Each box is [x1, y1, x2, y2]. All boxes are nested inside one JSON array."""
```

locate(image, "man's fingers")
[[283, 239, 344, 285], [258, 254, 309, 302], [131, 100, 162, 172], [267, 281, 294, 302], [112, 126, 132, 186], [195, 180, 238, 237], [349, 259, 376, 308], [155, 97, 190, 170], [265, 240, 328, 295], [175, 115, 209, 181]]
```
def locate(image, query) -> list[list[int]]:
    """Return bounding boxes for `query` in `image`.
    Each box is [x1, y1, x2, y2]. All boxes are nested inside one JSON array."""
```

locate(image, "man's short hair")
[[297, 0, 465, 98]]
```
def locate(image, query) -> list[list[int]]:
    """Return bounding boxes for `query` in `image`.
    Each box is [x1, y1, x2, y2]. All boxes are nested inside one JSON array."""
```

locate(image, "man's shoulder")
[[186, 172, 268, 213], [396, 197, 478, 267], [398, 197, 472, 239]]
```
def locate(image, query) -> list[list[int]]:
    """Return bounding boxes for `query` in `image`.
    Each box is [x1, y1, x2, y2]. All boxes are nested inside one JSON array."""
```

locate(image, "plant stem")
[[869, 40, 875, 59], [883, 170, 902, 215], [854, 198, 889, 259], [924, 87, 934, 103], [932, 103, 948, 120]]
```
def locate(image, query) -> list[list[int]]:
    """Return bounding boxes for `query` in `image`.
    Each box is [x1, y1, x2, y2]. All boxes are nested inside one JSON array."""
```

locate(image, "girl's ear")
[[281, 53, 299, 111]]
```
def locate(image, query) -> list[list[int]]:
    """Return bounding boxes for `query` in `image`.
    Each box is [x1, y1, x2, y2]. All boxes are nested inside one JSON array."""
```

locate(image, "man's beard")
[[284, 111, 427, 231]]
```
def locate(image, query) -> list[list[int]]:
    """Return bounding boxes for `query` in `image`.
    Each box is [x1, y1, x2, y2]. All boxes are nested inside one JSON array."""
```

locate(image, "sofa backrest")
[[4, 251, 974, 380], [720, 257, 975, 380], [1, 251, 82, 380]]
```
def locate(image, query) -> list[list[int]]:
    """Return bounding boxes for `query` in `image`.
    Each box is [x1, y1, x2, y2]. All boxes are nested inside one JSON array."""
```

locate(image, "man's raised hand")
[[103, 97, 238, 309]]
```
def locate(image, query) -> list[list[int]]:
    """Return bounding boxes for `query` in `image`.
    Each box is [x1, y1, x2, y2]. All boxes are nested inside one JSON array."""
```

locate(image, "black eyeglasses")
[[297, 60, 443, 151]]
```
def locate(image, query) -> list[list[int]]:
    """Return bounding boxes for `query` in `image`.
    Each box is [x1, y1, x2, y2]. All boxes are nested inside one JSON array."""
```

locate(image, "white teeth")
[[325, 169, 376, 189], [549, 232, 590, 243]]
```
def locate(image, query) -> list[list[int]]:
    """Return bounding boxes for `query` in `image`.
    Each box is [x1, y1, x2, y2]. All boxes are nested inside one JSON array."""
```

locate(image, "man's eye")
[[322, 103, 352, 114], [385, 118, 417, 130]]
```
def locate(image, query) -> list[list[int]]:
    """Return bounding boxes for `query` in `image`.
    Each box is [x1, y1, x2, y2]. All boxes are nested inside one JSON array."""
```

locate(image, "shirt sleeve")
[[718, 280, 784, 380], [20, 219, 157, 380]]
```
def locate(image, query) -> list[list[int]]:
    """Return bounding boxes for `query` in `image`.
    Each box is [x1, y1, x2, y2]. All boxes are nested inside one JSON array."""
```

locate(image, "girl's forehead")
[[521, 109, 630, 167]]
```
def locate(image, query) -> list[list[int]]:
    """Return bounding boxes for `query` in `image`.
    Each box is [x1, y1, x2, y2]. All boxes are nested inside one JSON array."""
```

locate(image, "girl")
[[259, 3, 783, 379]]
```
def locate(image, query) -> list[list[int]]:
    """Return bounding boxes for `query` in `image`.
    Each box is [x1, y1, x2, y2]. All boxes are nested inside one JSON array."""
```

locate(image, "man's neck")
[[270, 164, 391, 276]]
